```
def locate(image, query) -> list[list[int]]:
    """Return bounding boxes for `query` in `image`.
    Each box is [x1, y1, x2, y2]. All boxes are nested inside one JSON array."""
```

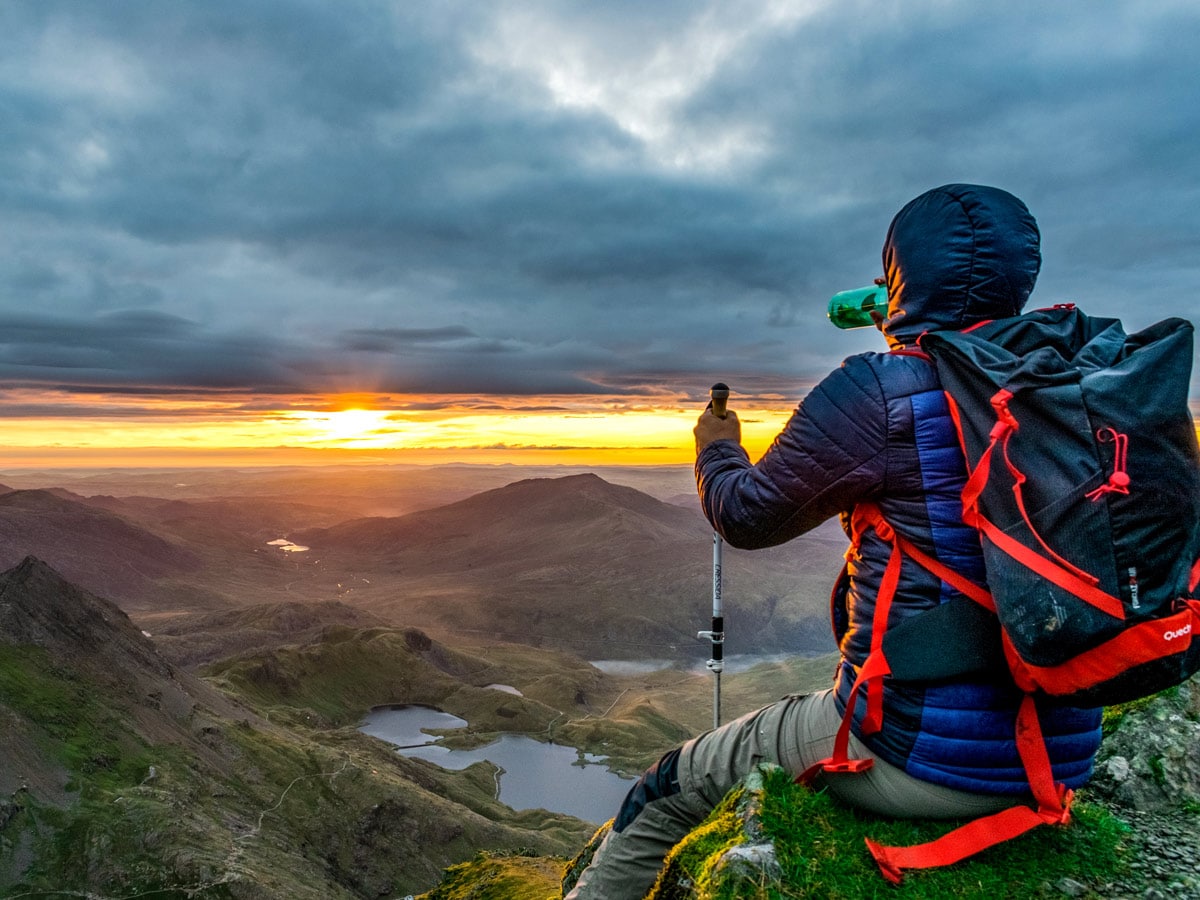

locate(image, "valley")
[[0, 464, 847, 660], [0, 463, 846, 897]]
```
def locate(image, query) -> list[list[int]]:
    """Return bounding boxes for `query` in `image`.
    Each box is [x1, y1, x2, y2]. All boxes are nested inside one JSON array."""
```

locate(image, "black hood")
[[880, 184, 1041, 348]]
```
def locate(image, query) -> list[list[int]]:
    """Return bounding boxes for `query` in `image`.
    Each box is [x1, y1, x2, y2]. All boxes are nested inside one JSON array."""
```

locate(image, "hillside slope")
[[0, 490, 202, 604], [0, 558, 592, 896], [148, 600, 390, 666]]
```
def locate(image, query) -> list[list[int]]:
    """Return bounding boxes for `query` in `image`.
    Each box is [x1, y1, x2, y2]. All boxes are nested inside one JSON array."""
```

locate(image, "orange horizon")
[[0, 389, 801, 470], [3, 388, 1197, 471]]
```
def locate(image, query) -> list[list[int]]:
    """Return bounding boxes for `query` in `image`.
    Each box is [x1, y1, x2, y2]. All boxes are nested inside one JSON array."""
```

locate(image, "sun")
[[291, 408, 399, 447]]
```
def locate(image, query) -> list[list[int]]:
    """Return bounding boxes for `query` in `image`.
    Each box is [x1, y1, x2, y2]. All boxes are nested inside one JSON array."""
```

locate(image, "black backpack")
[[808, 305, 1200, 882], [922, 304, 1200, 705]]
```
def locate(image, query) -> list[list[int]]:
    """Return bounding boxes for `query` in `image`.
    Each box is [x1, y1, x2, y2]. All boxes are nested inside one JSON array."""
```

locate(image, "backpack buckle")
[[821, 757, 875, 775], [989, 389, 1018, 436]]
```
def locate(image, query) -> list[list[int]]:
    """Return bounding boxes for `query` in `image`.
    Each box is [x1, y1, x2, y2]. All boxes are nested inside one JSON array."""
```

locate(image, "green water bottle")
[[828, 280, 887, 329]]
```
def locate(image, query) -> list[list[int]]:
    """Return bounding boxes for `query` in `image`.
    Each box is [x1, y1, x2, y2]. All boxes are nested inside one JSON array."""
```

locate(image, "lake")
[[359, 705, 635, 824], [266, 538, 310, 552]]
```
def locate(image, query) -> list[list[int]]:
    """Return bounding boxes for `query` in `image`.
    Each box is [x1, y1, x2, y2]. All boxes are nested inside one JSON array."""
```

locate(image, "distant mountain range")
[[0, 463, 698, 519], [0, 489, 203, 602], [0, 470, 849, 661]]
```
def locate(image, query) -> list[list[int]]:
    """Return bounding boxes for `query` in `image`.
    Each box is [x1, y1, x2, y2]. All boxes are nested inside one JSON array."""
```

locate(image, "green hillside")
[[1, 556, 835, 896], [0, 561, 594, 896]]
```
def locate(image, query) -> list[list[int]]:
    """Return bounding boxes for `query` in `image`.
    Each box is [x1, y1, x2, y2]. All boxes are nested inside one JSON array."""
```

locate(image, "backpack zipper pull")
[[1086, 427, 1131, 501]]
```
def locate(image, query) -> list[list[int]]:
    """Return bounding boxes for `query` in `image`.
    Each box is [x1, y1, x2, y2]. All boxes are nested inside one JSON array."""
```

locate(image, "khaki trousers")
[[564, 689, 1015, 900]]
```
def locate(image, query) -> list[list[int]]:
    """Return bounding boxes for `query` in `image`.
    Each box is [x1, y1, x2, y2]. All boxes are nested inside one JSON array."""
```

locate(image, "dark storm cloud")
[[0, 310, 618, 398], [1, 0, 1198, 406], [338, 326, 477, 353], [0, 311, 301, 391], [695, 1, 1200, 315]]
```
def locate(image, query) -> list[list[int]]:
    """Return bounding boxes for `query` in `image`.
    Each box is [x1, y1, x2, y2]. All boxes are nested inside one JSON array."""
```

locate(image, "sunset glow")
[[5, 382, 1198, 470], [0, 388, 799, 468]]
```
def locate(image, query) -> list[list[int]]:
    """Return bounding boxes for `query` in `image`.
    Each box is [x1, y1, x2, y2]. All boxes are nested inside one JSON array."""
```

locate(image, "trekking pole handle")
[[709, 382, 730, 419]]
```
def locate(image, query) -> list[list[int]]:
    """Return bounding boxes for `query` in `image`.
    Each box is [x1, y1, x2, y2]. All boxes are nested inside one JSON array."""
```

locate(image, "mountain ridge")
[[296, 472, 703, 563], [150, 599, 391, 666], [0, 556, 251, 795], [293, 472, 841, 659], [0, 470, 845, 662]]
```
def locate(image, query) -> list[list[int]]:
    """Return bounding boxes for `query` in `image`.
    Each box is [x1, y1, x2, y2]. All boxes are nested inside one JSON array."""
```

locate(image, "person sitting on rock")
[[563, 184, 1103, 899]]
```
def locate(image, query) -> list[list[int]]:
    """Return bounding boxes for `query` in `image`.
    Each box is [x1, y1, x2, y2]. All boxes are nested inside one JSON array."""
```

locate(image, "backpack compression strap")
[[949, 388, 1126, 620]]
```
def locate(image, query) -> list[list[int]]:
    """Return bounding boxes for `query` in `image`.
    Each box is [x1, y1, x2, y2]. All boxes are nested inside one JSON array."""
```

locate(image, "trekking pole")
[[697, 382, 729, 730]]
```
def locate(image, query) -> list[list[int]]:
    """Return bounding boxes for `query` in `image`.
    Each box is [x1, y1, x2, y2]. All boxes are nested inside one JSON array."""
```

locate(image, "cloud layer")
[[2, 0, 1198, 409]]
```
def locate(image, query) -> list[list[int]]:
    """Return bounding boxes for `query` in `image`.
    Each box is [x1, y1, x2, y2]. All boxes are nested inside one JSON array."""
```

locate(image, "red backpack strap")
[[1003, 599, 1200, 695], [795, 651, 890, 785], [797, 504, 994, 785], [864, 695, 1073, 884], [796, 504, 896, 783], [796, 504, 1074, 884]]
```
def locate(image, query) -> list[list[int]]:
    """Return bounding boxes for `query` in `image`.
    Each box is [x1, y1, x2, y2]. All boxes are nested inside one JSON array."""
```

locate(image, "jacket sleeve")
[[695, 356, 890, 550]]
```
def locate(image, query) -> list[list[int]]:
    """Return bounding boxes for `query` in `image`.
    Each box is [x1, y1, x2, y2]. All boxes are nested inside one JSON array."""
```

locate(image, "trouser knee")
[[613, 746, 683, 833]]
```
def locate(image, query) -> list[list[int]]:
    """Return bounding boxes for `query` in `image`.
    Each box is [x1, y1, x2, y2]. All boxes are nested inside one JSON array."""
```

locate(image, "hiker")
[[564, 184, 1104, 898]]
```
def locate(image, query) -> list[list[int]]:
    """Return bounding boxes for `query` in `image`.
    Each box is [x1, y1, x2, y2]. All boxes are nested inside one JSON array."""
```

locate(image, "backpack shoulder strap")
[[801, 504, 1074, 884], [798, 503, 996, 780]]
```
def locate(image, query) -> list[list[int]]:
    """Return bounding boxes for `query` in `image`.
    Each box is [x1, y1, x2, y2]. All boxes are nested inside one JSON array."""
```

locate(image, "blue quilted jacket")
[[696, 185, 1101, 794]]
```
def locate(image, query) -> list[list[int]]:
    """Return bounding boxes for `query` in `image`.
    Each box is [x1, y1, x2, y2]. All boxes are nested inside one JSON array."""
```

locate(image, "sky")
[[1, 1, 1198, 467]]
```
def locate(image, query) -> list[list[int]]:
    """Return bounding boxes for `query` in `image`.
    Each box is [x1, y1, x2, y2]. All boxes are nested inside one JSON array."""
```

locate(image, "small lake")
[[267, 538, 310, 552], [359, 705, 634, 824]]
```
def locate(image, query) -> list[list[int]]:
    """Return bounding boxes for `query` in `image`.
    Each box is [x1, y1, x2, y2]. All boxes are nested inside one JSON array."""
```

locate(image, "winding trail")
[[5, 753, 352, 900]]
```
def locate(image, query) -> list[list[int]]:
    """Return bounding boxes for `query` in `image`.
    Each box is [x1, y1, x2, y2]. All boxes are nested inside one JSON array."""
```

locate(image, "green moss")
[[420, 849, 567, 899], [1102, 685, 1180, 737], [655, 795, 751, 900], [1148, 755, 1168, 787], [696, 767, 1132, 900]]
